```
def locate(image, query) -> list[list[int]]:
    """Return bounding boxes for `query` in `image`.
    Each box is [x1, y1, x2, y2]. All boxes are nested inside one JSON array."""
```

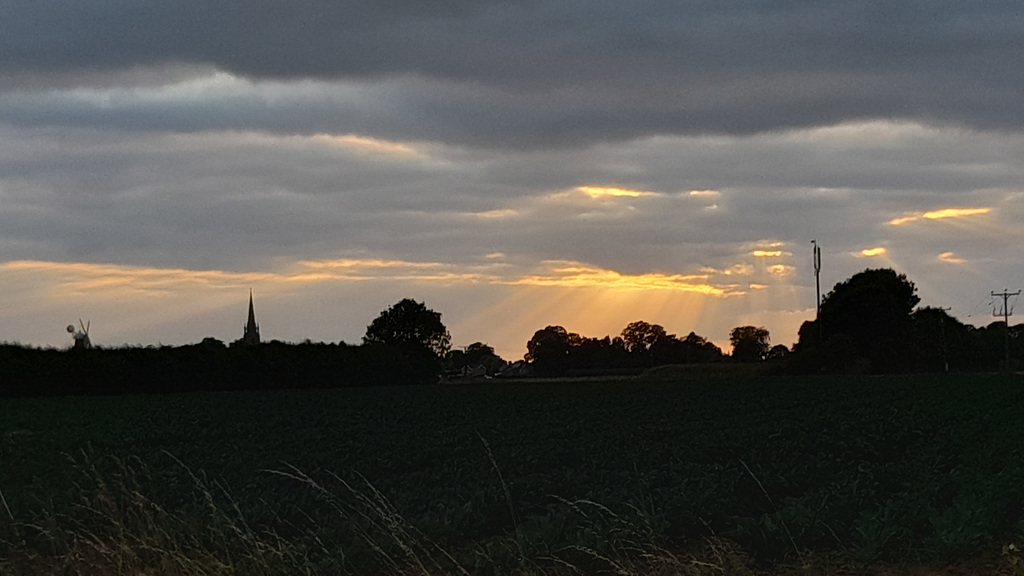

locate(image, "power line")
[[964, 293, 992, 319]]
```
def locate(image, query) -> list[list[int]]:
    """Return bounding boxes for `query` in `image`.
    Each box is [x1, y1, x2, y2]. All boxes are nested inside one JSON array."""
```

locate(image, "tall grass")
[[3, 451, 1017, 575], [0, 451, 329, 576], [0, 450, 754, 576]]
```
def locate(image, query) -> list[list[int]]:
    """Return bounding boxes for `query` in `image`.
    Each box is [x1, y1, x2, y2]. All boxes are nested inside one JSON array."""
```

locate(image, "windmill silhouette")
[[67, 319, 92, 349]]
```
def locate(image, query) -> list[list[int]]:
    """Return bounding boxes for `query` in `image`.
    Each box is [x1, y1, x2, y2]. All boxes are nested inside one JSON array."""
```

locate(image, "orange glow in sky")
[[0, 256, 786, 359], [923, 207, 991, 220], [576, 186, 653, 199], [511, 261, 741, 296], [889, 207, 991, 225], [311, 133, 421, 157], [472, 208, 519, 219], [938, 251, 965, 263]]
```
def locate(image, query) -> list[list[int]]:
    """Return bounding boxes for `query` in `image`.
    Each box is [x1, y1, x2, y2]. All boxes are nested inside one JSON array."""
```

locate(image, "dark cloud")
[[3, 120, 1022, 281], [2, 2, 1023, 148], [5, 2, 1024, 353]]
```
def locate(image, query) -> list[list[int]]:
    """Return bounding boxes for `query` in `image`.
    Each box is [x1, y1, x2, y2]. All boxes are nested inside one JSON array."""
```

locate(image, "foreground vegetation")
[[1, 372, 1023, 574]]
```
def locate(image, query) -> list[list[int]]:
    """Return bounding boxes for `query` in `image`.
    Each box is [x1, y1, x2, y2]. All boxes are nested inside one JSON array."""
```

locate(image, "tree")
[[964, 321, 1024, 372], [525, 325, 567, 363], [445, 342, 507, 376], [620, 321, 668, 353], [463, 342, 500, 365], [809, 268, 920, 373], [680, 332, 724, 363], [793, 319, 820, 352], [574, 336, 631, 370], [525, 325, 580, 375], [730, 326, 770, 362], [363, 298, 451, 358], [908, 306, 971, 372]]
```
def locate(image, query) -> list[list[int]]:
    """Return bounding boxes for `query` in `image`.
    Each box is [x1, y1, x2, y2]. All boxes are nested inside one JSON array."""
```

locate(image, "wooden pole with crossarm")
[[992, 289, 1020, 371]]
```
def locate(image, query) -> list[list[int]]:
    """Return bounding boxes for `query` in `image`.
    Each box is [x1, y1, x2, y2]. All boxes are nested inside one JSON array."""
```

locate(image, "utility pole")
[[992, 289, 1020, 372], [812, 240, 822, 343]]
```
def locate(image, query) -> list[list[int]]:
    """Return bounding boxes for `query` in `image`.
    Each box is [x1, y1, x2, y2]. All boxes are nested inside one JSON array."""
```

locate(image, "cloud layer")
[[1, 2, 1023, 358], [3, 2, 1024, 147]]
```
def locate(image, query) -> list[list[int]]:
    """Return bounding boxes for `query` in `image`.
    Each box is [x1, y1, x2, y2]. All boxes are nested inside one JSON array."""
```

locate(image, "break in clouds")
[[0, 1, 1023, 354]]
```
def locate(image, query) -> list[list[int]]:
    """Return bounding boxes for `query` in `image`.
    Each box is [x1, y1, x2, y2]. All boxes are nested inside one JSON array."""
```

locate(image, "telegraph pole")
[[812, 240, 822, 343], [992, 289, 1020, 372]]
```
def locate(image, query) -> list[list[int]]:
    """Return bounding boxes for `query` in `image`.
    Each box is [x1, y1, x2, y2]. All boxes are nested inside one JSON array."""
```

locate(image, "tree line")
[[519, 323, 726, 377], [0, 267, 1020, 396], [792, 268, 1021, 374], [450, 267, 1022, 376]]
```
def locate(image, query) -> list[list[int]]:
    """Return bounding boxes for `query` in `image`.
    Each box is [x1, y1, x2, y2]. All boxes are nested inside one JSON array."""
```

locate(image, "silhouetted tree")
[[966, 321, 1024, 371], [562, 336, 619, 371], [680, 332, 725, 363], [766, 344, 789, 361], [730, 326, 770, 362], [908, 306, 971, 372], [363, 298, 451, 358], [620, 320, 670, 367], [621, 331, 724, 366], [525, 325, 579, 375], [445, 342, 507, 376], [802, 266, 925, 368], [199, 337, 226, 349], [464, 342, 502, 365], [620, 321, 668, 353], [522, 324, 726, 375], [793, 319, 817, 351]]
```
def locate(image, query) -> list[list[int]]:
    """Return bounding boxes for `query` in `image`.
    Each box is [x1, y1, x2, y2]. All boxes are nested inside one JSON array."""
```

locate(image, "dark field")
[[2, 372, 1023, 574]]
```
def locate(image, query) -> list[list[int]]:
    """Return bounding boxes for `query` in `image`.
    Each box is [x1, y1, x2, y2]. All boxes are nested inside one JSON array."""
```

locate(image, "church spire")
[[243, 289, 260, 345]]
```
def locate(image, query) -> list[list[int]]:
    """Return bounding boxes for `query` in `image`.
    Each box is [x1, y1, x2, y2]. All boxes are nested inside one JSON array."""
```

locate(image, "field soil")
[[1, 372, 1023, 575]]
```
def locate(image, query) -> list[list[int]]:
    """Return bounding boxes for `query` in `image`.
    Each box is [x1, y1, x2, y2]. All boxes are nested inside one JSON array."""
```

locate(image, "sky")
[[1, 1, 1023, 360]]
